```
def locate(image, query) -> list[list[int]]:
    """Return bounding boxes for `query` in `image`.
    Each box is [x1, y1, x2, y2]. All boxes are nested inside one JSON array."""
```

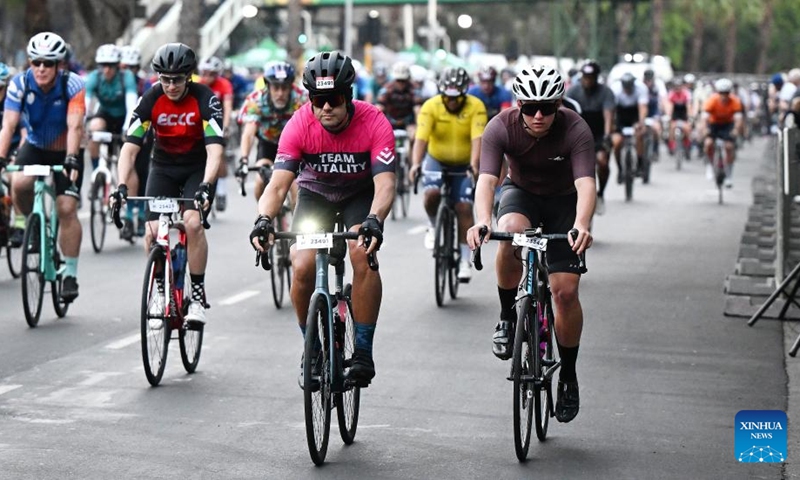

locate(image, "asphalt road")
[[0, 137, 786, 479]]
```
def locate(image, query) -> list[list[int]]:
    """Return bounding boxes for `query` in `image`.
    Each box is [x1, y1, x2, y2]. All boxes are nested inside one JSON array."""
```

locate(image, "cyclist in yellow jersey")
[[409, 67, 487, 281]]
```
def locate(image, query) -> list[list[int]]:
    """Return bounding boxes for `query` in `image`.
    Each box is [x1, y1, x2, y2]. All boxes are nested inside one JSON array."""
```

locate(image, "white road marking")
[[219, 290, 260, 306], [407, 224, 428, 235], [0, 384, 22, 396], [104, 334, 140, 350], [78, 372, 124, 386]]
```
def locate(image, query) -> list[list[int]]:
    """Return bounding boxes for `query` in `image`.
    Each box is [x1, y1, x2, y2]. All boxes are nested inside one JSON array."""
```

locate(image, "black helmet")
[[621, 72, 636, 89], [151, 42, 197, 75], [302, 51, 355, 95], [581, 60, 601, 76], [438, 67, 469, 97], [643, 68, 655, 80]]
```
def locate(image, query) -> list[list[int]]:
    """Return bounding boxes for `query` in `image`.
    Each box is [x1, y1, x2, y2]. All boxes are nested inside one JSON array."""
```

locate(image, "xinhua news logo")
[[735, 410, 787, 463]]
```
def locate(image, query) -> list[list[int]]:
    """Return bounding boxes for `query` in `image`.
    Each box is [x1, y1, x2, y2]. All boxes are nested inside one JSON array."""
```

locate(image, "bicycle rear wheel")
[[180, 266, 204, 373], [141, 247, 170, 386], [433, 204, 449, 306], [305, 293, 332, 465], [89, 174, 107, 253], [335, 284, 360, 444], [7, 243, 22, 279], [21, 213, 44, 328], [512, 296, 534, 461]]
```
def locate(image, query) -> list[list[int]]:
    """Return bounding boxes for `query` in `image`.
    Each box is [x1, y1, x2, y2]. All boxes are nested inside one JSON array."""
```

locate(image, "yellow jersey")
[[415, 94, 487, 165]]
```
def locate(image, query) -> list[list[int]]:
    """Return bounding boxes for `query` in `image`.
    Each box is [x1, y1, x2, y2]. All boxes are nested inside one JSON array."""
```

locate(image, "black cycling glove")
[[0, 157, 7, 171], [249, 215, 273, 249], [359, 214, 384, 250], [63, 154, 80, 174], [194, 182, 212, 209], [113, 184, 128, 203]]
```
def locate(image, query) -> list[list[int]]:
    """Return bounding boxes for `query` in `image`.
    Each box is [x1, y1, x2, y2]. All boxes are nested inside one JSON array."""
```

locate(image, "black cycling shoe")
[[555, 380, 580, 423], [120, 219, 134, 242], [61, 276, 79, 302], [345, 348, 375, 386], [9, 227, 24, 248], [298, 353, 321, 391], [215, 194, 227, 212], [492, 320, 515, 360]]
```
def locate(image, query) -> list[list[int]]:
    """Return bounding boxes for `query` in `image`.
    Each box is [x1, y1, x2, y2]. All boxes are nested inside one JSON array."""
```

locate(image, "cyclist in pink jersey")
[[250, 51, 396, 387]]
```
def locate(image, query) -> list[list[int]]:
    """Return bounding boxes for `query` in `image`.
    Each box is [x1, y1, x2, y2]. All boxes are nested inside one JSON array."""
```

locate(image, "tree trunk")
[[724, 13, 737, 72], [286, 0, 302, 62], [615, 1, 634, 56], [179, 0, 202, 51], [25, 0, 50, 37], [756, 0, 774, 74], [651, 0, 664, 55], [689, 10, 704, 72]]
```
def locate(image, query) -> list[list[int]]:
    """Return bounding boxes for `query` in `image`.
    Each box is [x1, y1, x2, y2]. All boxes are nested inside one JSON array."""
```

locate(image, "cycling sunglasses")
[[310, 93, 347, 109], [159, 75, 188, 86], [31, 59, 57, 68], [519, 102, 559, 117]]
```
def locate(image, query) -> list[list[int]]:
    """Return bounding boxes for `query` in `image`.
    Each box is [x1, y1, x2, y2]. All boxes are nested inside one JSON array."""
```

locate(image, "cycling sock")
[[91, 157, 99, 170], [136, 201, 147, 220], [190, 273, 205, 303], [557, 343, 580, 383], [13, 214, 25, 229], [64, 257, 78, 278], [125, 201, 135, 220], [216, 178, 227, 196], [498, 286, 517, 320], [460, 243, 471, 263], [353, 322, 376, 354]]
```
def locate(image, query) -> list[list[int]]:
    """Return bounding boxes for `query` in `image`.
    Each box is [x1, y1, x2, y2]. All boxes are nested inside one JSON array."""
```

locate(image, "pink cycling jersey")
[[275, 100, 396, 202]]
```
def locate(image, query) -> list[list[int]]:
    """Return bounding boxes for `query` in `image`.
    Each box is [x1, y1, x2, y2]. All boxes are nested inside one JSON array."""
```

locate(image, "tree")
[[25, 0, 50, 37], [756, 0, 775, 74], [179, 0, 202, 51], [615, 1, 635, 56], [651, 0, 664, 55]]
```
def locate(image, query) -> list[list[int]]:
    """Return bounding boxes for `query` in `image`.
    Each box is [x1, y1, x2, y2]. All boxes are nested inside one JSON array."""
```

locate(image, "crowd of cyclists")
[[0, 30, 797, 431]]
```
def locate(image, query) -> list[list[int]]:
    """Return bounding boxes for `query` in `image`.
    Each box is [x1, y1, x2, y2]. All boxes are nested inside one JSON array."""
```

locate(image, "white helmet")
[[199, 56, 224, 73], [409, 64, 428, 83], [683, 73, 696, 85], [391, 62, 410, 81], [714, 78, 733, 93], [95, 44, 120, 64], [27, 32, 68, 61], [119, 46, 141, 66], [512, 66, 565, 101]]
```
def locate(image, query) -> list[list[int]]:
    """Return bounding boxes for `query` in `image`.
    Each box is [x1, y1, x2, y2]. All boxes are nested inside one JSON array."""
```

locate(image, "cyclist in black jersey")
[[114, 43, 225, 327]]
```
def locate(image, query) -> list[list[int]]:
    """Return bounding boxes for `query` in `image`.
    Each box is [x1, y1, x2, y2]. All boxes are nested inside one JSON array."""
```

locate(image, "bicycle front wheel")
[[21, 213, 44, 328], [51, 232, 69, 318], [512, 296, 534, 462], [180, 264, 204, 373], [335, 284, 360, 444], [304, 293, 332, 465], [534, 298, 550, 441], [141, 247, 170, 386], [624, 148, 634, 202], [433, 205, 449, 306], [89, 174, 107, 253]]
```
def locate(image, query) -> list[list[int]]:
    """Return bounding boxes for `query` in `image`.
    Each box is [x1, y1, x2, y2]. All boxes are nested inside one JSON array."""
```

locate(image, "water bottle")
[[172, 244, 186, 290]]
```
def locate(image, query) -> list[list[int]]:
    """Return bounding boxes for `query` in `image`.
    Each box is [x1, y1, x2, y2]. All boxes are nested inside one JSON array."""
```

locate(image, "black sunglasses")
[[99, 63, 118, 68], [520, 102, 559, 117], [31, 59, 57, 68], [310, 93, 347, 109]]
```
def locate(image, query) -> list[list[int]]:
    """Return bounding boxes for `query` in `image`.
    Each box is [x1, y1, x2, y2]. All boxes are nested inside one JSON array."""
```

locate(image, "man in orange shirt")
[[702, 78, 743, 187]]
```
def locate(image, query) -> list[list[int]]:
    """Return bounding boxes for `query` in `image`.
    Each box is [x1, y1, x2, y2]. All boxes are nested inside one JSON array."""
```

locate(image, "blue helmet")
[[264, 61, 295, 86], [0, 63, 10, 85]]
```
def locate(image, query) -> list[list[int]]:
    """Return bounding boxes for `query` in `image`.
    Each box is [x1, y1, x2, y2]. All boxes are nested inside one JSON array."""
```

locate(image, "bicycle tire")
[[89, 174, 107, 253], [641, 137, 652, 184], [512, 296, 534, 462], [715, 146, 725, 205], [141, 247, 170, 386], [7, 243, 22, 279], [433, 204, 449, 306], [675, 130, 684, 171], [180, 262, 204, 373], [51, 231, 69, 318], [270, 216, 287, 309], [21, 213, 44, 328], [624, 148, 634, 202], [335, 284, 360, 444], [304, 293, 332, 465], [533, 297, 550, 441], [447, 211, 460, 299]]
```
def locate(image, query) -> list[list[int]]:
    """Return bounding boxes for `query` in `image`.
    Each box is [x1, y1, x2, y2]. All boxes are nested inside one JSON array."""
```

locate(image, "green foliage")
[[662, 12, 693, 69]]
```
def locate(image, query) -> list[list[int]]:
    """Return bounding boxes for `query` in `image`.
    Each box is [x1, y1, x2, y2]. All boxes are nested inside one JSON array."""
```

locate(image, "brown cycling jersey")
[[480, 107, 595, 196]]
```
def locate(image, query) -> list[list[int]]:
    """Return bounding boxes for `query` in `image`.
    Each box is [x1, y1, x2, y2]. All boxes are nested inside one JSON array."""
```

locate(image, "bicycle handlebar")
[[256, 230, 379, 272], [471, 227, 578, 271], [112, 196, 210, 230]]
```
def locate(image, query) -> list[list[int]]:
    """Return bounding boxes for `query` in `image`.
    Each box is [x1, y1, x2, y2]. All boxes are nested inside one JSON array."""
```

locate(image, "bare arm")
[[204, 143, 224, 184], [223, 98, 233, 133], [239, 121, 258, 160], [369, 171, 396, 223], [470, 136, 481, 174], [257, 169, 294, 219], [117, 141, 142, 187], [0, 109, 20, 159], [572, 176, 596, 254], [603, 108, 613, 136]]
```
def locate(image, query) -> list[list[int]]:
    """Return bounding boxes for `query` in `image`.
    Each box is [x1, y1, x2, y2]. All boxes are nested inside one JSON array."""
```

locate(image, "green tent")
[[227, 38, 287, 69]]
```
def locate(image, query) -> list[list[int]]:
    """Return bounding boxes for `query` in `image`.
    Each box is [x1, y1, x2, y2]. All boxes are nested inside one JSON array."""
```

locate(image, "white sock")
[[216, 178, 227, 196], [460, 243, 471, 263]]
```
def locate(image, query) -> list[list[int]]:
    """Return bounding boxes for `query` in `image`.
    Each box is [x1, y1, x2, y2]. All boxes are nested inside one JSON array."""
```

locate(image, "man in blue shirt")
[[467, 66, 513, 120]]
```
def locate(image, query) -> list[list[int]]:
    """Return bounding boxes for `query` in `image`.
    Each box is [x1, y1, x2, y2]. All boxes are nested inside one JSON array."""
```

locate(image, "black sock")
[[557, 343, 579, 383], [498, 287, 517, 320], [190, 273, 205, 303]]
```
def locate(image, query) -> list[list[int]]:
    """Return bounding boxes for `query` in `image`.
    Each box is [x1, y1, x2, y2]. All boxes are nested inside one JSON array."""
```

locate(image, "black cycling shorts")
[[708, 123, 735, 142], [145, 161, 216, 220], [497, 181, 586, 275], [134, 130, 153, 196], [257, 139, 278, 162], [615, 106, 639, 131], [15, 143, 83, 199], [292, 186, 373, 233], [94, 112, 126, 136]]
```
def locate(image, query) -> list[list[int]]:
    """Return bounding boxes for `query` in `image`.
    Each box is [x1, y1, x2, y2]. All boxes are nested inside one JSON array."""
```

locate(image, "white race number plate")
[[23, 165, 51, 176], [148, 198, 180, 213], [91, 131, 113, 143], [512, 233, 548, 251], [296, 233, 333, 250]]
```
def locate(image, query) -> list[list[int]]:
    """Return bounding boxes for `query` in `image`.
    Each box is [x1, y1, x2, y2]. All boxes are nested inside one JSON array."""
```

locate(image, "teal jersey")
[[85, 69, 137, 118]]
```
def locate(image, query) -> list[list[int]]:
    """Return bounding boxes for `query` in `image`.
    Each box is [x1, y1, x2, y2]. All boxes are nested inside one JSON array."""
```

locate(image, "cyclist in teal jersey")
[[0, 32, 87, 300]]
